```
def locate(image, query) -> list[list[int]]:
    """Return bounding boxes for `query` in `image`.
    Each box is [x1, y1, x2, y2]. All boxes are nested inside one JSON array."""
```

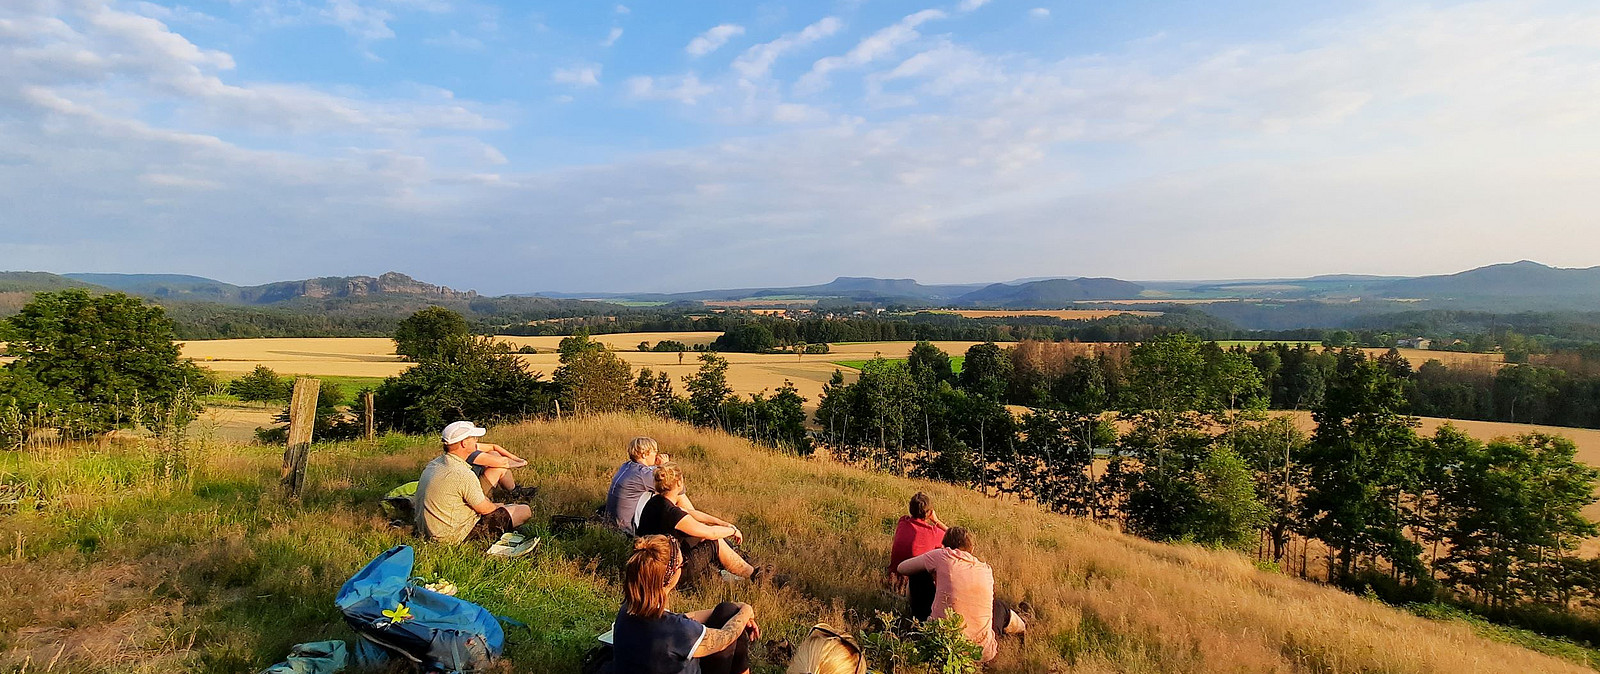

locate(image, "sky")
[[4, 0, 1600, 295]]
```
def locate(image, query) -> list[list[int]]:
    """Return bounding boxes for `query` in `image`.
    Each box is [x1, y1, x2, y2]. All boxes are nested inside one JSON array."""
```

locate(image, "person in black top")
[[633, 463, 764, 588], [611, 535, 759, 674]]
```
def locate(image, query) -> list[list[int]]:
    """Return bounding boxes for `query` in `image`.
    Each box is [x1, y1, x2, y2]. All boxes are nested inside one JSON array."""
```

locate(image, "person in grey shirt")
[[416, 421, 532, 544], [605, 436, 670, 533]]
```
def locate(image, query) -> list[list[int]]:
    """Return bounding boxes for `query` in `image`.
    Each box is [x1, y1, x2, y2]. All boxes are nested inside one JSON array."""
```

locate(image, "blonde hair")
[[628, 436, 659, 461], [786, 625, 866, 674], [625, 535, 676, 619], [654, 462, 684, 494]]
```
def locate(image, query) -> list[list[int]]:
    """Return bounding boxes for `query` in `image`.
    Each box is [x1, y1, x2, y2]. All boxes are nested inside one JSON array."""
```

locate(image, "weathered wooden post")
[[280, 377, 320, 498], [362, 390, 376, 441]]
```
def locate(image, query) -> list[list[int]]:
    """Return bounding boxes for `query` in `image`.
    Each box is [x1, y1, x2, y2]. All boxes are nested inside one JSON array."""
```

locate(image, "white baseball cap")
[[441, 421, 487, 445]]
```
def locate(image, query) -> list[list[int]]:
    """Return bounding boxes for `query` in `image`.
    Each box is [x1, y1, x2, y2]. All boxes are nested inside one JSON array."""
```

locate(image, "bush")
[[859, 611, 983, 674], [227, 365, 293, 402], [375, 336, 555, 433]]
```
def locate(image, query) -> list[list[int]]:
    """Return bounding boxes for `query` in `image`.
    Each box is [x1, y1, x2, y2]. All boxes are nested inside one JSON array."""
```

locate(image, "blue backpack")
[[336, 545, 505, 673]]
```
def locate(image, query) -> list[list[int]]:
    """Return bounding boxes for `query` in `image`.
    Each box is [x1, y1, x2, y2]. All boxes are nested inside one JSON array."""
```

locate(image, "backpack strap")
[[467, 450, 485, 465]]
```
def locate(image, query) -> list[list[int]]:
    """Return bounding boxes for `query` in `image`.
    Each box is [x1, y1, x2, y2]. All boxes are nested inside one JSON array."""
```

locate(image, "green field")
[[832, 356, 965, 373], [212, 373, 388, 407]]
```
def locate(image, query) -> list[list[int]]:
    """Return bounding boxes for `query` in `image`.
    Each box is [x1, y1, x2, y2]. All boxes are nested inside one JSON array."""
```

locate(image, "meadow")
[[2, 414, 1589, 673]]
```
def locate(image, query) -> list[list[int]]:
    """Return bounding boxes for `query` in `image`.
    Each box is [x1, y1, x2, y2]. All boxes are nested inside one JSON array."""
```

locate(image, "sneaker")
[[499, 486, 539, 503], [750, 564, 775, 588], [487, 533, 540, 558]]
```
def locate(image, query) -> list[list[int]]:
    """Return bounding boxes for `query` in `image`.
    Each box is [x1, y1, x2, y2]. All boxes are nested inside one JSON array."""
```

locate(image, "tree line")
[[806, 334, 1600, 643]]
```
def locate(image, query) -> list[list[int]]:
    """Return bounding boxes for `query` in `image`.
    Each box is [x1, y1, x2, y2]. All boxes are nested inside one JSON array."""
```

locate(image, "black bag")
[[579, 644, 613, 674]]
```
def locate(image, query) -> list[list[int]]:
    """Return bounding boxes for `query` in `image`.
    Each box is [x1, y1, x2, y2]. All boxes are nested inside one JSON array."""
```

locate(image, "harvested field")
[[935, 308, 1160, 319], [1360, 348, 1505, 369], [178, 336, 988, 409]]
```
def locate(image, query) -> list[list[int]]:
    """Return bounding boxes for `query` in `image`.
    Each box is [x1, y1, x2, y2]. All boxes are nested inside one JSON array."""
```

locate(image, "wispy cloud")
[[732, 16, 844, 79], [958, 0, 991, 11], [686, 24, 745, 56], [798, 9, 945, 92], [552, 63, 602, 87], [601, 26, 623, 47], [626, 74, 715, 104], [1028, 7, 1049, 19]]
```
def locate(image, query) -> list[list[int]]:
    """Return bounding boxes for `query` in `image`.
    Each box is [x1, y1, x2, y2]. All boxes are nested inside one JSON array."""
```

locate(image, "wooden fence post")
[[280, 377, 320, 498], [362, 390, 376, 441]]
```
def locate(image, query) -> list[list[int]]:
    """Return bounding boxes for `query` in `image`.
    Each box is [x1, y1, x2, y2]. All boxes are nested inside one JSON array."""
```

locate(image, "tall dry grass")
[[1, 413, 1590, 672]]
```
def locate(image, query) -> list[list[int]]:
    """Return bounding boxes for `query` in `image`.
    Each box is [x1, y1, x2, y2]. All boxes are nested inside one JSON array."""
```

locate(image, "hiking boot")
[[750, 564, 777, 588], [500, 486, 539, 503]]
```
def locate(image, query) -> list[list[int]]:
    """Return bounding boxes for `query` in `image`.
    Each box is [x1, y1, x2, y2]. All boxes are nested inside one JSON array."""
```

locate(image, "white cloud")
[[425, 29, 484, 50], [958, 0, 991, 11], [614, 4, 630, 15], [601, 27, 623, 47], [10, 0, 1600, 291], [686, 24, 745, 56], [552, 63, 602, 87], [626, 74, 715, 104], [799, 9, 945, 92], [732, 16, 844, 79], [1028, 7, 1049, 19]]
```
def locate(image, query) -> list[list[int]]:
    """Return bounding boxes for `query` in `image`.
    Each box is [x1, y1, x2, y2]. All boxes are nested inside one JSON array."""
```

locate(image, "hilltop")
[[1, 415, 1586, 673]]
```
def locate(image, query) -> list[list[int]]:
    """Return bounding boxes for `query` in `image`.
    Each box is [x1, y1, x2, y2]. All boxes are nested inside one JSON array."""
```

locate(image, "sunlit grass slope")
[[1, 414, 1589, 673]]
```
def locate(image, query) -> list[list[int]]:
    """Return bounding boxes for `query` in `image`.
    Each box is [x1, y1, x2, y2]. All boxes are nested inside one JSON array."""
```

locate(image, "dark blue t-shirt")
[[612, 604, 705, 674]]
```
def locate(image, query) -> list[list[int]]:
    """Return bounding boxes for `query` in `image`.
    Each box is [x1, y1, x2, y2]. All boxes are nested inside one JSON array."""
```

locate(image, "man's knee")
[[508, 504, 532, 525]]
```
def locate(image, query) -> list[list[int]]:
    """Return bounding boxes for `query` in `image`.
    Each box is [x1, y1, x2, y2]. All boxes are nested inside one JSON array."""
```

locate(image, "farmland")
[[933, 308, 1161, 320]]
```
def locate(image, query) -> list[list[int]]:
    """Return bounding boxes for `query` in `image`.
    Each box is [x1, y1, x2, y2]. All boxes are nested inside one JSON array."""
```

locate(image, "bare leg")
[[715, 539, 755, 578], [506, 503, 533, 526], [479, 466, 511, 495]]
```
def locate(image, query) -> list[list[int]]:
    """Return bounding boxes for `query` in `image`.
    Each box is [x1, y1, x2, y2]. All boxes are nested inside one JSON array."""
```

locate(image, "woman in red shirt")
[[887, 493, 946, 621]]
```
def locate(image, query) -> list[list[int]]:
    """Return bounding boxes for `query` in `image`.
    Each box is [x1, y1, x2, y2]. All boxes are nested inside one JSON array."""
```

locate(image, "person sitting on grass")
[[785, 624, 867, 674], [415, 421, 532, 544], [611, 535, 760, 674], [604, 436, 671, 533], [634, 463, 767, 588], [895, 527, 1027, 664], [448, 422, 535, 500], [888, 492, 947, 622]]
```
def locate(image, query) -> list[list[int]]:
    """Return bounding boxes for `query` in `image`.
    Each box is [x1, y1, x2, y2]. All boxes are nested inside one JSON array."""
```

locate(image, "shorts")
[[675, 536, 722, 590], [467, 507, 515, 541]]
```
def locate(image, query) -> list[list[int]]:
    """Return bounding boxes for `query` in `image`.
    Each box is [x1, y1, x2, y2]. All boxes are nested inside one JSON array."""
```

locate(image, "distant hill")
[[535, 276, 989, 304], [0, 271, 98, 294], [956, 277, 1145, 306], [1377, 261, 1600, 302], [65, 273, 243, 302]]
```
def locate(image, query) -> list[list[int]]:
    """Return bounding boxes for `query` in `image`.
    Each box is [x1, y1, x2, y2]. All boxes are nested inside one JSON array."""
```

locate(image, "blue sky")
[[4, 0, 1600, 294]]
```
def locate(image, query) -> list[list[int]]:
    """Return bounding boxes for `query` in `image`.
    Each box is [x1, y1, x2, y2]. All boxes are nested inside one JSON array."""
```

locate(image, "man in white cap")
[[415, 421, 532, 544]]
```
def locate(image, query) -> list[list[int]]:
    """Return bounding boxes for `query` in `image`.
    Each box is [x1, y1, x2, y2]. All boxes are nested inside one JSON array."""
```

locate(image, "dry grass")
[[1359, 348, 1505, 369], [6, 414, 1585, 673], [934, 309, 1162, 320]]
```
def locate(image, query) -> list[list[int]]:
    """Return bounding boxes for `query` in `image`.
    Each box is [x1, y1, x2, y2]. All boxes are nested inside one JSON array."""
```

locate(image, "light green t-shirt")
[[415, 452, 488, 544]]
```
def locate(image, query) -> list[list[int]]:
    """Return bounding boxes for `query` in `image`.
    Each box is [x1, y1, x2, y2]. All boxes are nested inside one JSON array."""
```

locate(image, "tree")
[[1190, 446, 1271, 550], [684, 353, 734, 428], [1, 289, 204, 435], [1437, 433, 1598, 608], [374, 336, 554, 433], [712, 323, 778, 353], [907, 341, 954, 389], [554, 346, 635, 415], [228, 365, 293, 402], [393, 307, 470, 361], [1299, 348, 1425, 583], [958, 342, 1010, 400]]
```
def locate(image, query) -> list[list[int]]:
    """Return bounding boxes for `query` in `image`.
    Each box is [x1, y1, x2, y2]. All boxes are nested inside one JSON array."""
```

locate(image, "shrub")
[[227, 365, 293, 402], [375, 336, 555, 433]]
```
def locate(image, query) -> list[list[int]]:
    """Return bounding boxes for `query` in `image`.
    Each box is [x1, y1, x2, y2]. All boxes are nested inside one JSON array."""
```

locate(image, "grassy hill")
[[1, 415, 1593, 673]]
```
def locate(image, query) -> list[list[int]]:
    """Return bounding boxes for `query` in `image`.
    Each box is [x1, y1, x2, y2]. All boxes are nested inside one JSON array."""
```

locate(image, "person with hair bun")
[[612, 535, 759, 674], [896, 527, 1027, 664], [785, 624, 867, 674], [634, 463, 766, 588], [888, 492, 946, 621]]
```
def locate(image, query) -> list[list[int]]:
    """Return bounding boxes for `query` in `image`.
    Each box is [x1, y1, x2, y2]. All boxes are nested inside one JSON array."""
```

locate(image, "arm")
[[471, 498, 502, 515], [670, 494, 737, 530], [483, 443, 527, 464], [691, 603, 754, 657], [674, 514, 737, 542], [897, 551, 933, 576], [927, 509, 947, 530]]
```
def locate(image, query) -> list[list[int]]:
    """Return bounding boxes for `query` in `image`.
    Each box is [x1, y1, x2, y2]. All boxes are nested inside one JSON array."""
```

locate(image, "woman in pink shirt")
[[896, 527, 1027, 663], [888, 493, 946, 621]]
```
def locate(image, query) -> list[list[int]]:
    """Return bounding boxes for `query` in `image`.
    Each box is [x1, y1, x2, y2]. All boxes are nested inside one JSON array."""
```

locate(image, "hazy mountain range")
[[2, 261, 1598, 331]]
